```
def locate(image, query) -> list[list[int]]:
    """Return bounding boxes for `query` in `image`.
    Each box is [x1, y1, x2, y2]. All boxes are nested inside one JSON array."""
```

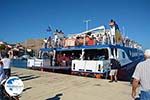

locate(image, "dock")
[[11, 67, 133, 100]]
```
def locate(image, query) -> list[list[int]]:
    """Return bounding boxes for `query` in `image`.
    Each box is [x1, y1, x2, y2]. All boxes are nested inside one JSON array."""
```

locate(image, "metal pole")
[[25, 40, 27, 55], [83, 20, 91, 45], [122, 26, 125, 37], [84, 20, 91, 31]]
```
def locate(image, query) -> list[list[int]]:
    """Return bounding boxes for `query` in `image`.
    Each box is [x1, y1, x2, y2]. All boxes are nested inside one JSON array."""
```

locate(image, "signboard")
[[4, 76, 24, 96]]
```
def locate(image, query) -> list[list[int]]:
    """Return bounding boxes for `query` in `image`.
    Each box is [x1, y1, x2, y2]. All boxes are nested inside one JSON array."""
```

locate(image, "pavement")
[[11, 67, 133, 100]]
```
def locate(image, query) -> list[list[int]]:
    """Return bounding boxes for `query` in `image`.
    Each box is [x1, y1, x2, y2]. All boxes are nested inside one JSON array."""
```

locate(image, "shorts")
[[109, 69, 118, 76], [140, 91, 150, 100]]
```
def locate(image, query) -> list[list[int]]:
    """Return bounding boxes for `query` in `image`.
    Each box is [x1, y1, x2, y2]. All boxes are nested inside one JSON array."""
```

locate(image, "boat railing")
[[42, 27, 142, 49]]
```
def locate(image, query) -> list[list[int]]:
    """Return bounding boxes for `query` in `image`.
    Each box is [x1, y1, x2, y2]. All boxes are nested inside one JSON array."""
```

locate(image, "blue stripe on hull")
[[117, 57, 144, 81]]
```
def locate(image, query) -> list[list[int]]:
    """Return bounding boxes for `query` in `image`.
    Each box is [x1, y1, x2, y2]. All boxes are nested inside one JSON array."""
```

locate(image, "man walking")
[[132, 49, 150, 99]]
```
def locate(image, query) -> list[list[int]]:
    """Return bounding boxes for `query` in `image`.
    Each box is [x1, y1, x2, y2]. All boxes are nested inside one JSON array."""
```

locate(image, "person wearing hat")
[[132, 49, 150, 99]]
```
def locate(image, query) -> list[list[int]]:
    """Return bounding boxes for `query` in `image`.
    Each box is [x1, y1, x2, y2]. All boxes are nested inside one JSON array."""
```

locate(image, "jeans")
[[4, 69, 11, 78], [0, 85, 4, 100], [140, 91, 150, 100]]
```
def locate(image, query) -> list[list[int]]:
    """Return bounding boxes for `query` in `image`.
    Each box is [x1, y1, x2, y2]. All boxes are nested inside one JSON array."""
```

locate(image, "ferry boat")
[[27, 22, 144, 81]]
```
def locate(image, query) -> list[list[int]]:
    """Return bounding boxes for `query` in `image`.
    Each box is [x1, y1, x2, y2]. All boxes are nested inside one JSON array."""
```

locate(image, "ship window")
[[84, 48, 108, 60], [111, 48, 117, 57], [56, 50, 82, 66], [43, 52, 49, 59], [122, 52, 125, 58], [127, 50, 131, 56]]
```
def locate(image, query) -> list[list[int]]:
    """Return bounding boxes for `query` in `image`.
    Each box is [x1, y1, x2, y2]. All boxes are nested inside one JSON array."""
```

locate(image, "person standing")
[[0, 60, 5, 83], [114, 21, 122, 45], [109, 19, 116, 45], [1, 54, 11, 78], [109, 19, 122, 45], [132, 49, 150, 99], [109, 56, 121, 82], [0, 60, 5, 100]]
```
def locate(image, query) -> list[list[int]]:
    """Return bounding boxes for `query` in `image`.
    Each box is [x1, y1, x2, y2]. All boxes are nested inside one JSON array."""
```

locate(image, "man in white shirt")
[[1, 54, 11, 78], [132, 49, 150, 99], [109, 19, 116, 45]]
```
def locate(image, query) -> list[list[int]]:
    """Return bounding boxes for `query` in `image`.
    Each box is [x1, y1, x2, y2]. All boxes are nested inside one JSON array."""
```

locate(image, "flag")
[[46, 26, 52, 32]]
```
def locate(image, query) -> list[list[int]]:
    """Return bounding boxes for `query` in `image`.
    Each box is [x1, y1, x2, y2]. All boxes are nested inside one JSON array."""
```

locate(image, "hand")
[[131, 91, 136, 99]]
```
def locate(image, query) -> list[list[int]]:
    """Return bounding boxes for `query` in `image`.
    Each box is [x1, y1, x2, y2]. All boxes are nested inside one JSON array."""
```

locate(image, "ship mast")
[[83, 19, 91, 45]]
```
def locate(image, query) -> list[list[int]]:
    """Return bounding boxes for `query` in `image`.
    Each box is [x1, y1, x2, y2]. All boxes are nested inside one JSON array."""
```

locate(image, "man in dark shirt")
[[109, 57, 121, 82]]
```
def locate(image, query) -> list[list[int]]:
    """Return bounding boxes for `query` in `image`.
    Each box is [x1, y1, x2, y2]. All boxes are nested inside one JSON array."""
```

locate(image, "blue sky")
[[0, 0, 149, 49]]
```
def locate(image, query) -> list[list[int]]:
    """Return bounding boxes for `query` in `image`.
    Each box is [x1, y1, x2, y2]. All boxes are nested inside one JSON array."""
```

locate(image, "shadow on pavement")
[[19, 75, 40, 81], [46, 93, 63, 100], [23, 87, 32, 92]]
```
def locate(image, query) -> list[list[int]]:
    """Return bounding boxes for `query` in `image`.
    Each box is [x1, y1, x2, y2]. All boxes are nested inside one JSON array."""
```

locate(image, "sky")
[[0, 0, 150, 49]]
